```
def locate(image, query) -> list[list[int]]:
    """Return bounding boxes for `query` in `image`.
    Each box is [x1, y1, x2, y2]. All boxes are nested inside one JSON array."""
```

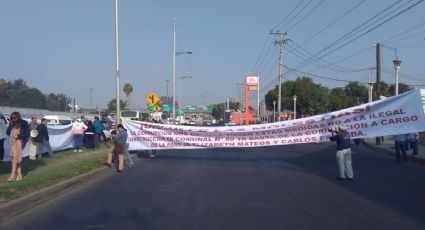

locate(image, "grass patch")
[[0, 143, 111, 204]]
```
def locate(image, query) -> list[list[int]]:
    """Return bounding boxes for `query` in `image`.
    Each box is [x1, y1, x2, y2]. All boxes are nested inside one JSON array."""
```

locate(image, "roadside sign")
[[184, 105, 196, 112], [153, 105, 161, 112], [146, 92, 160, 105], [148, 104, 154, 112], [162, 104, 173, 112]]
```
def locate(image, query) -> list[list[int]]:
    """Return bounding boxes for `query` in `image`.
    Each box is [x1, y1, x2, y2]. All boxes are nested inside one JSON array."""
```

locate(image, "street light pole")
[[393, 58, 402, 95], [115, 0, 121, 124], [273, 100, 276, 122], [180, 76, 192, 111], [172, 18, 192, 121], [90, 88, 93, 112], [165, 79, 170, 97], [172, 18, 176, 120], [293, 95, 297, 119]]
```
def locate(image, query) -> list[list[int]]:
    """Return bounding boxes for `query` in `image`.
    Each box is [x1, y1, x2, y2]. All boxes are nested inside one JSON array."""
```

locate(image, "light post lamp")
[[172, 18, 192, 121], [393, 59, 401, 95], [114, 0, 121, 124], [90, 88, 93, 112], [293, 95, 297, 119], [57, 98, 61, 111], [273, 100, 276, 122], [180, 76, 192, 112], [165, 79, 170, 97]]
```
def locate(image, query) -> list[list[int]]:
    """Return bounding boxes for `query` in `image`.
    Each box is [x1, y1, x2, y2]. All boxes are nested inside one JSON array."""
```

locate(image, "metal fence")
[[0, 106, 95, 119]]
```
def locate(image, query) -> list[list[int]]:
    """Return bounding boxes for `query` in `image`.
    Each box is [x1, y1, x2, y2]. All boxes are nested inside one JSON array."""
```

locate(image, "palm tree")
[[123, 83, 133, 109]]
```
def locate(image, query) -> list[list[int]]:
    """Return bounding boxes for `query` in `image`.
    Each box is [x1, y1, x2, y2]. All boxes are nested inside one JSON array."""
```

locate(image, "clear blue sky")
[[1, 0, 424, 110]]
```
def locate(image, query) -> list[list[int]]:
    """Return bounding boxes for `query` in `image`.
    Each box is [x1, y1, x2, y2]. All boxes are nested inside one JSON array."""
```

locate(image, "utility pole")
[[237, 82, 243, 125], [270, 31, 287, 121], [375, 43, 381, 101], [375, 43, 381, 145]]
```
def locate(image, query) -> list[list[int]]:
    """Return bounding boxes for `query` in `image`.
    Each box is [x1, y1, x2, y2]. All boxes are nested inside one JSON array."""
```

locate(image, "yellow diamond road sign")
[[146, 92, 160, 105], [153, 105, 161, 112]]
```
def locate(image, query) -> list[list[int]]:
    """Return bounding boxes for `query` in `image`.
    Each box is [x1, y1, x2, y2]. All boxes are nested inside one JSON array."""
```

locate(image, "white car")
[[101, 129, 112, 142]]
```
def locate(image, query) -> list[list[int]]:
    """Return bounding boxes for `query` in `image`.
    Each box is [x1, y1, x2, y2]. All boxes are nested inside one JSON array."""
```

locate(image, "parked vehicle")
[[43, 115, 73, 125]]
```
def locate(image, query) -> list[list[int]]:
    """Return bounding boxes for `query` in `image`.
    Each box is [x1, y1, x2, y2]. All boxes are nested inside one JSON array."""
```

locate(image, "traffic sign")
[[184, 105, 196, 111], [146, 92, 160, 105], [162, 104, 173, 112], [153, 105, 161, 112], [148, 104, 154, 112]]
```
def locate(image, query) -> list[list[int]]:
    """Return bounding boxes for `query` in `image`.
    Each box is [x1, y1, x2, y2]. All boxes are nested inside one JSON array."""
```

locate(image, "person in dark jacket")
[[84, 120, 96, 150], [329, 125, 353, 180], [0, 112, 8, 160], [6, 111, 29, 182], [33, 118, 54, 158]]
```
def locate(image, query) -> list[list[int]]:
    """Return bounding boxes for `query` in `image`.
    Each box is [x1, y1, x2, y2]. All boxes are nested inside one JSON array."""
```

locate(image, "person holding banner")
[[408, 132, 419, 156], [33, 118, 54, 158], [0, 112, 8, 161], [72, 118, 87, 152], [329, 125, 353, 180], [394, 134, 408, 162], [104, 124, 127, 172]]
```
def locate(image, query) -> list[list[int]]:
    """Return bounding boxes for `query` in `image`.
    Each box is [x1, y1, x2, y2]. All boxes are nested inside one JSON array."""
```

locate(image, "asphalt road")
[[2, 142, 425, 230]]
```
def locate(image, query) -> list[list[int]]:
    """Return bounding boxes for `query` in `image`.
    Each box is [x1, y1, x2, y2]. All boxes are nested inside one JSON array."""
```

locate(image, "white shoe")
[[149, 154, 156, 158], [78, 149, 83, 152]]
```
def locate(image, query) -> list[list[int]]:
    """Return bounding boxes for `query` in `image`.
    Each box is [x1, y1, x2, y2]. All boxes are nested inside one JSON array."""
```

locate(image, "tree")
[[388, 82, 413, 95], [0, 78, 28, 106], [344, 82, 368, 105], [107, 98, 126, 113], [46, 93, 72, 111], [327, 88, 352, 111], [8, 88, 47, 109], [123, 83, 133, 109]]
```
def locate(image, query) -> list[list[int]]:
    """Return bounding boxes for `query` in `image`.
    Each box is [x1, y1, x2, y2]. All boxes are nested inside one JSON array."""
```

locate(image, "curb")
[[0, 165, 110, 223], [363, 141, 425, 165]]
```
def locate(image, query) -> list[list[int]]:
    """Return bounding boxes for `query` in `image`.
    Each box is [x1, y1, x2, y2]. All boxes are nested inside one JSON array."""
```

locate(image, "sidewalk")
[[363, 136, 425, 164]]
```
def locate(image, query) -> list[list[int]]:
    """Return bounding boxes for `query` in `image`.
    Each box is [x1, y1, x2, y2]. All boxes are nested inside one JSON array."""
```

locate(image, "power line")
[[301, 0, 367, 45], [294, 0, 410, 70], [286, 0, 324, 32], [383, 20, 425, 43], [271, 0, 307, 31]]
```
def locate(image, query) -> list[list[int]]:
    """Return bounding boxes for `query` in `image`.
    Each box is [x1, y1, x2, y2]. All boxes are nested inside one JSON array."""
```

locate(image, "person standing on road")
[[329, 125, 353, 180], [84, 120, 96, 150], [124, 137, 134, 168], [93, 116, 103, 148], [6, 112, 29, 182], [104, 124, 127, 172], [408, 132, 419, 156], [72, 118, 87, 152], [28, 117, 38, 159], [33, 118, 54, 158], [394, 133, 408, 162], [0, 112, 8, 161]]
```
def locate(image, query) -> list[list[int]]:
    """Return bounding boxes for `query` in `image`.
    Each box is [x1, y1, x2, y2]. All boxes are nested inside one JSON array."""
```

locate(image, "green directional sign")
[[184, 105, 196, 112], [148, 104, 154, 112], [200, 105, 211, 112], [162, 104, 173, 112]]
